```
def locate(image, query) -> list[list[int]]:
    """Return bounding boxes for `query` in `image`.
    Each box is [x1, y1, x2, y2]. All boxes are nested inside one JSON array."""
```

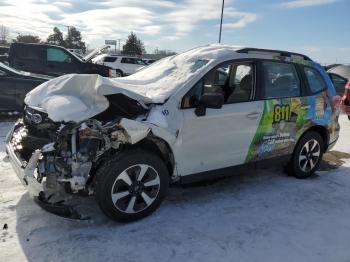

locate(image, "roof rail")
[[237, 48, 312, 61]]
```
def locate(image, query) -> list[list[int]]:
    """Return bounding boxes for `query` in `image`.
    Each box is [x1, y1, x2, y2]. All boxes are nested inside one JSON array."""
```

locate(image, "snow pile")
[[0, 117, 350, 262]]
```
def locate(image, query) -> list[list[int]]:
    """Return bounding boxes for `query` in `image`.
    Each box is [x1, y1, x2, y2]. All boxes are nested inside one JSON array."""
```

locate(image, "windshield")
[[67, 50, 83, 62]]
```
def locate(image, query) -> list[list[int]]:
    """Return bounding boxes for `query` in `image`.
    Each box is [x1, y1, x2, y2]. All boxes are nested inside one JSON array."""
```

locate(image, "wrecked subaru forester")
[[6, 45, 340, 222]]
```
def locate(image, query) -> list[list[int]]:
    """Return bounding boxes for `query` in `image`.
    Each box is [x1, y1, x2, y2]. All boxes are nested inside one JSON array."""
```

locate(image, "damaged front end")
[[6, 104, 152, 219]]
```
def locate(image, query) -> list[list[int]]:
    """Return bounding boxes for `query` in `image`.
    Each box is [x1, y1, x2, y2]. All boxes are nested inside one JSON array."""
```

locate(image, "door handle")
[[246, 112, 261, 119]]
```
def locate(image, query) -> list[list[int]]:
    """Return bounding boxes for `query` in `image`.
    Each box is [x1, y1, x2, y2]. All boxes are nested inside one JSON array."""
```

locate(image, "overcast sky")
[[0, 0, 349, 63]]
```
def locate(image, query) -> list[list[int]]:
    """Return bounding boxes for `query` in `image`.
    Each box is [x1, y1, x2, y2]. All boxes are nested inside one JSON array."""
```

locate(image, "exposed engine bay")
[[8, 94, 174, 218]]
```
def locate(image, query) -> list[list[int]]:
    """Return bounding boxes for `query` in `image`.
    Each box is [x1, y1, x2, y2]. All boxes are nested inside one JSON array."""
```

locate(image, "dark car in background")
[[7, 43, 115, 77], [0, 46, 9, 55], [0, 62, 51, 112], [0, 46, 9, 63], [328, 65, 350, 95]]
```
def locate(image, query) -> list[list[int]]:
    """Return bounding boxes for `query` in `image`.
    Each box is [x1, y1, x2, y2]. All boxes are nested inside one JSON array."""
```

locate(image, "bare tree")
[[0, 25, 9, 44]]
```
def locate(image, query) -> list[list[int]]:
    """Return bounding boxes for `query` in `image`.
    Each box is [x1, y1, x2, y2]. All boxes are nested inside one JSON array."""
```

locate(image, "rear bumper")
[[5, 123, 43, 196]]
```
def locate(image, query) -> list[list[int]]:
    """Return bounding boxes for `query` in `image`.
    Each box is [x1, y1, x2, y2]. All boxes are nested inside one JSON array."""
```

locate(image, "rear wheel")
[[288, 131, 324, 179], [95, 150, 169, 222], [115, 69, 123, 77]]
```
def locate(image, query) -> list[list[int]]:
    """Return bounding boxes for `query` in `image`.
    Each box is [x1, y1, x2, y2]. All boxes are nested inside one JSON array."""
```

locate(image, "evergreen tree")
[[122, 32, 145, 56]]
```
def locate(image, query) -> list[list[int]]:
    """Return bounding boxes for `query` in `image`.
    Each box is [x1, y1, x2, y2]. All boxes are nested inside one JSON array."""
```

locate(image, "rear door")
[[120, 58, 134, 75], [245, 60, 303, 162]]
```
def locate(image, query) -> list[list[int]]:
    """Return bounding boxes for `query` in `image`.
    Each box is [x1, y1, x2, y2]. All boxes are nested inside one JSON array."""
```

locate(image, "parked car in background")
[[327, 65, 350, 98], [143, 58, 156, 65], [92, 54, 146, 77], [0, 46, 9, 55], [7, 43, 115, 77], [0, 62, 51, 112], [324, 64, 341, 71], [6, 45, 340, 222], [0, 46, 9, 64]]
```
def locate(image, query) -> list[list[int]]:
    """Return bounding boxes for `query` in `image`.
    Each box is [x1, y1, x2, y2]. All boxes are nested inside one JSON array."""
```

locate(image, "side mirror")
[[195, 92, 224, 116]]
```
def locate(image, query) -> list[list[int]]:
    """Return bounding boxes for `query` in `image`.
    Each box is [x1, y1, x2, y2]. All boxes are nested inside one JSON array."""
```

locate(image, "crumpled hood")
[[24, 74, 151, 122]]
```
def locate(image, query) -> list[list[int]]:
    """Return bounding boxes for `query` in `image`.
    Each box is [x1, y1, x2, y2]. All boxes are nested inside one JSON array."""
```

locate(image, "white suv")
[[92, 54, 146, 77], [7, 45, 340, 222]]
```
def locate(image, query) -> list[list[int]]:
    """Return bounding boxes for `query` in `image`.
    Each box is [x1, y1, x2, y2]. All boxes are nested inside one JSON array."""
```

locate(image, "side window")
[[329, 73, 347, 95], [182, 63, 231, 109], [182, 62, 255, 108], [262, 61, 300, 99], [47, 48, 72, 63], [226, 63, 253, 103], [304, 67, 327, 94], [121, 58, 132, 64], [103, 57, 117, 63], [16, 46, 45, 61]]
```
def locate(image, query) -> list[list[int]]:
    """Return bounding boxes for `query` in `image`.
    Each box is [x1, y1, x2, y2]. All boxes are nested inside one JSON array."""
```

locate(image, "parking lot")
[[0, 115, 349, 262]]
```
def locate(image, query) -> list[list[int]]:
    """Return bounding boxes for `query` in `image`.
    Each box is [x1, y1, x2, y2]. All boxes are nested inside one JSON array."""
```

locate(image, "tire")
[[287, 131, 324, 179], [115, 69, 123, 77], [95, 149, 169, 222]]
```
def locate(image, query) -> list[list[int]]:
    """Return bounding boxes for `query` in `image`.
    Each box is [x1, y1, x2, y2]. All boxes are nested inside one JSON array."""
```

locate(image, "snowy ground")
[[0, 116, 350, 262]]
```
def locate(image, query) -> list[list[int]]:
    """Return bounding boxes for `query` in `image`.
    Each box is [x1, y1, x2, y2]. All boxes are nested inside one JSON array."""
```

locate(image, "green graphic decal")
[[245, 92, 336, 163], [245, 97, 309, 162]]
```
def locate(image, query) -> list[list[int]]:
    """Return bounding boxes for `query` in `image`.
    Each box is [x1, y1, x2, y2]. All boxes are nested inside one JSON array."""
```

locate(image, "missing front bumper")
[[5, 123, 85, 220]]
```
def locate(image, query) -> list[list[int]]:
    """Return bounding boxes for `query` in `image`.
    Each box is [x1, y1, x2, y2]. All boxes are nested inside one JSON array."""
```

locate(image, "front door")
[[46, 47, 78, 76], [177, 61, 264, 176]]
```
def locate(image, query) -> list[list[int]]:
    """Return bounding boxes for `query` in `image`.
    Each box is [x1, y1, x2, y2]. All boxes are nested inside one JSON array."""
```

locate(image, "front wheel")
[[95, 150, 169, 222], [288, 131, 324, 179]]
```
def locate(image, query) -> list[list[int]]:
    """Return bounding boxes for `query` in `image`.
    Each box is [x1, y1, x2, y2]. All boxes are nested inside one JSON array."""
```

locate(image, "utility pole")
[[117, 39, 122, 53], [66, 26, 70, 47], [219, 0, 224, 43]]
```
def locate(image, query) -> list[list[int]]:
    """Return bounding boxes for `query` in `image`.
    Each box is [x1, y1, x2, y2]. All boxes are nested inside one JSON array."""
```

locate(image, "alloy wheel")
[[110, 164, 160, 214], [298, 139, 321, 173]]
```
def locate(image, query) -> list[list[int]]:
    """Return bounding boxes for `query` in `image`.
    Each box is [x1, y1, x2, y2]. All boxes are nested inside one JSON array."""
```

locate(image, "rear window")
[[304, 67, 326, 94], [261, 61, 300, 99], [103, 56, 117, 63]]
